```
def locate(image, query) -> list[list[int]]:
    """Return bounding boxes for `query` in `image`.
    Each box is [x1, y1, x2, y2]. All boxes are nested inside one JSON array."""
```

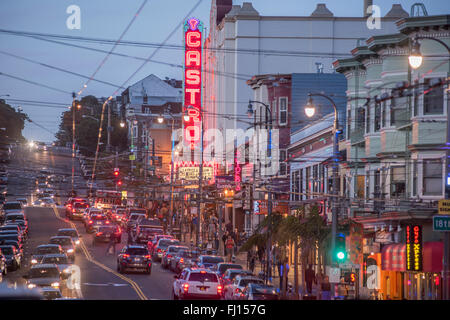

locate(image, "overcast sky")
[[0, 0, 447, 142]]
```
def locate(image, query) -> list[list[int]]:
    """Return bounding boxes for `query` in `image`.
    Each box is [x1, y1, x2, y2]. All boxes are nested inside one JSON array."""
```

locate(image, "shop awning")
[[423, 241, 443, 273], [382, 243, 405, 271]]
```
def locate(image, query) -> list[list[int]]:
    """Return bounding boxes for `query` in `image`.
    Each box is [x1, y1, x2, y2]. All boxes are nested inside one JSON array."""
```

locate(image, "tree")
[[0, 100, 28, 143]]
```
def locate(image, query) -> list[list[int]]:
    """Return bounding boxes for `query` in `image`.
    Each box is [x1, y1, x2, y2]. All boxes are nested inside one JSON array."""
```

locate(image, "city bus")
[[94, 190, 123, 210]]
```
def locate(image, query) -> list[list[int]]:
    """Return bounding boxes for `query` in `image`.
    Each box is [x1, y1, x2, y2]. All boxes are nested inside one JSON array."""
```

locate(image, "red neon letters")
[[184, 18, 202, 147]]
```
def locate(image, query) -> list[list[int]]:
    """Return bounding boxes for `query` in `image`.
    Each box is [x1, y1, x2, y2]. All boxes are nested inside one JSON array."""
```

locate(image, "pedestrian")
[[305, 264, 317, 295], [249, 252, 256, 274], [225, 235, 235, 262], [320, 276, 332, 300], [106, 231, 117, 256], [222, 231, 228, 256]]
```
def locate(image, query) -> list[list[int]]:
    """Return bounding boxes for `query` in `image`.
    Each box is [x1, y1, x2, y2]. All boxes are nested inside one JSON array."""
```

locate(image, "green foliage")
[[0, 100, 28, 142]]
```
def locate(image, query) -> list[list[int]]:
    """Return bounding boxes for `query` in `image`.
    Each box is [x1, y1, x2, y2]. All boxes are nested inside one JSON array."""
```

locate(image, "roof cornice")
[[396, 15, 450, 35]]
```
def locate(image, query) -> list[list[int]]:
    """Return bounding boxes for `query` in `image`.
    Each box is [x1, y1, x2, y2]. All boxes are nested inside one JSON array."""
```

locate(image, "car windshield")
[[239, 278, 264, 287], [37, 247, 59, 254], [188, 272, 218, 283], [219, 264, 242, 273], [178, 251, 199, 258], [3, 203, 21, 210], [58, 230, 77, 237], [30, 267, 60, 278], [129, 209, 146, 214], [98, 226, 115, 233], [6, 215, 24, 220], [202, 256, 224, 264], [92, 215, 107, 220], [42, 256, 69, 264], [129, 214, 144, 221], [50, 238, 72, 246], [251, 285, 276, 294], [140, 227, 162, 234], [168, 246, 188, 253], [126, 248, 148, 255], [159, 239, 180, 248], [0, 246, 13, 255], [74, 203, 88, 209]]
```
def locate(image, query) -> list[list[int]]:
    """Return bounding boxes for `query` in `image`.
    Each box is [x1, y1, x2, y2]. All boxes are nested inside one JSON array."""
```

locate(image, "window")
[[279, 150, 286, 176], [374, 170, 381, 197], [292, 171, 299, 201], [413, 80, 419, 117], [305, 167, 311, 199], [381, 101, 387, 127], [423, 78, 444, 115], [374, 102, 381, 132], [313, 165, 319, 193], [279, 97, 288, 126], [390, 98, 396, 126], [365, 105, 370, 133], [423, 159, 442, 196], [390, 166, 405, 198], [412, 160, 417, 197], [347, 109, 351, 139], [299, 169, 303, 200]]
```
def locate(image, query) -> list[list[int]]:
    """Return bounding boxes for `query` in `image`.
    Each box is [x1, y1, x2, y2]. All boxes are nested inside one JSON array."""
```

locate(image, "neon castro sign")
[[183, 18, 203, 148]]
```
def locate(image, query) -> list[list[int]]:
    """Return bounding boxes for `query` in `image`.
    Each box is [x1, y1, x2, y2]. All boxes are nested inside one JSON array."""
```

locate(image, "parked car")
[[117, 245, 152, 274], [161, 245, 189, 269], [172, 268, 223, 300], [0, 245, 21, 271]]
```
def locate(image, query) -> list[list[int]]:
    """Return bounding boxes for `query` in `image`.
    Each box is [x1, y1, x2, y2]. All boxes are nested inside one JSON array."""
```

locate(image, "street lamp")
[[304, 93, 340, 266], [120, 120, 126, 128], [407, 35, 450, 300], [157, 114, 164, 124]]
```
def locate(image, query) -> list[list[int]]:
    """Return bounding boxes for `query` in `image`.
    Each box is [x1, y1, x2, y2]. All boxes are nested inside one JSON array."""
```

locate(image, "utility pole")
[[107, 100, 111, 153], [71, 92, 76, 197]]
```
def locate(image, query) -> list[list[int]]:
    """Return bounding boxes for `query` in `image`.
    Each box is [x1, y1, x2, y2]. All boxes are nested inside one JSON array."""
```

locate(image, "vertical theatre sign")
[[406, 225, 422, 271], [183, 18, 203, 149]]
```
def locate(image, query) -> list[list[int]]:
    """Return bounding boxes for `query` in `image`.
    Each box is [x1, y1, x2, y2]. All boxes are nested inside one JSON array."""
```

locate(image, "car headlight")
[[63, 267, 71, 274], [51, 282, 60, 288], [31, 259, 37, 264], [27, 283, 36, 289], [75, 240, 80, 245], [67, 249, 74, 253]]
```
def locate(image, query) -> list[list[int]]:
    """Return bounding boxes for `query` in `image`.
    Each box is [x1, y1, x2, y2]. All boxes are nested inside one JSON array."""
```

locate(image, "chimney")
[[310, 4, 333, 17], [364, 0, 373, 17], [215, 0, 233, 26]]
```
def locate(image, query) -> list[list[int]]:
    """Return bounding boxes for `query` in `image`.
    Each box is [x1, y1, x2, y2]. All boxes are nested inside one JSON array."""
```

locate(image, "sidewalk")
[[177, 232, 320, 299]]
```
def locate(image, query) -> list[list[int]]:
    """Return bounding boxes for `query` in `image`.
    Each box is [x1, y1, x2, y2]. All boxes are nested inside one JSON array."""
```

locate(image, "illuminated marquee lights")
[[406, 224, 422, 272], [234, 149, 242, 191], [183, 18, 203, 149], [174, 160, 217, 183]]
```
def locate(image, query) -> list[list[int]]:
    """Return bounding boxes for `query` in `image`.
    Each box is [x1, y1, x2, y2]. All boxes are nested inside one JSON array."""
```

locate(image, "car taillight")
[[89, 220, 93, 224], [157, 248, 161, 253], [218, 285, 223, 295], [235, 288, 241, 294], [106, 220, 110, 224], [123, 254, 130, 259], [144, 255, 151, 259], [183, 283, 189, 293], [96, 232, 103, 236], [179, 258, 184, 263], [167, 254, 172, 258], [72, 208, 76, 213]]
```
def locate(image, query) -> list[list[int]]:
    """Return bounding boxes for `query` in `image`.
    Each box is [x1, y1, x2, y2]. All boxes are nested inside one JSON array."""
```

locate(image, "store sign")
[[406, 225, 422, 272], [183, 18, 203, 148], [216, 175, 234, 189], [178, 166, 213, 181], [254, 200, 288, 215], [234, 149, 242, 192], [438, 200, 450, 215]]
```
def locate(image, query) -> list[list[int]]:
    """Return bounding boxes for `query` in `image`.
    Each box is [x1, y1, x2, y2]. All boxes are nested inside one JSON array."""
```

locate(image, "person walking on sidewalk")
[[106, 232, 117, 256], [305, 264, 317, 295], [222, 231, 229, 256], [225, 236, 235, 262], [249, 252, 256, 274], [320, 275, 332, 300]]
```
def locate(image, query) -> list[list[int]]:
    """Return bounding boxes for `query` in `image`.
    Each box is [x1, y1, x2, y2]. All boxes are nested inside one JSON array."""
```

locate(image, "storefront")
[[404, 241, 443, 300], [381, 243, 405, 300]]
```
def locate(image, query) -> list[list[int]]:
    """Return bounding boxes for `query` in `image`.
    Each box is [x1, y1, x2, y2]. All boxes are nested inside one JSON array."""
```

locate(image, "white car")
[[40, 197, 55, 207], [172, 268, 223, 300], [223, 275, 265, 300]]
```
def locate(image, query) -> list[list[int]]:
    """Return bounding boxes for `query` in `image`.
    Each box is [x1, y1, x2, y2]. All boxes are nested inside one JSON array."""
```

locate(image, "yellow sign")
[[178, 166, 213, 181], [121, 191, 128, 199], [438, 199, 450, 215], [129, 154, 135, 161]]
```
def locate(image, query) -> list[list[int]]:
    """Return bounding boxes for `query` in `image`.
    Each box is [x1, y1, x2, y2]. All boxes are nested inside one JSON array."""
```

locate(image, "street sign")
[[147, 166, 156, 171], [438, 200, 450, 215], [433, 215, 450, 232]]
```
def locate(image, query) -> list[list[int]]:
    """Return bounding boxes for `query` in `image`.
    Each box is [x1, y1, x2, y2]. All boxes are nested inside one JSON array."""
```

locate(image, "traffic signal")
[[117, 180, 122, 186], [335, 232, 346, 262], [113, 168, 120, 177], [344, 272, 356, 283]]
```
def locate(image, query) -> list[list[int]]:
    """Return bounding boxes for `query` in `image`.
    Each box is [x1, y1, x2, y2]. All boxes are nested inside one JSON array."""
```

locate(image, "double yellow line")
[[52, 205, 148, 300]]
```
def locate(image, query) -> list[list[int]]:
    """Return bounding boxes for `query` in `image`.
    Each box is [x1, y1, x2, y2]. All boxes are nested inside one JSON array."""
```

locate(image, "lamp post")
[[156, 112, 177, 234], [409, 35, 450, 300], [248, 100, 273, 284], [304, 93, 341, 265]]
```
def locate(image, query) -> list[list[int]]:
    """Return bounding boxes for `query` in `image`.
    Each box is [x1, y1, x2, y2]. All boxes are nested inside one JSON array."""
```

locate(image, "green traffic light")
[[337, 251, 345, 260]]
